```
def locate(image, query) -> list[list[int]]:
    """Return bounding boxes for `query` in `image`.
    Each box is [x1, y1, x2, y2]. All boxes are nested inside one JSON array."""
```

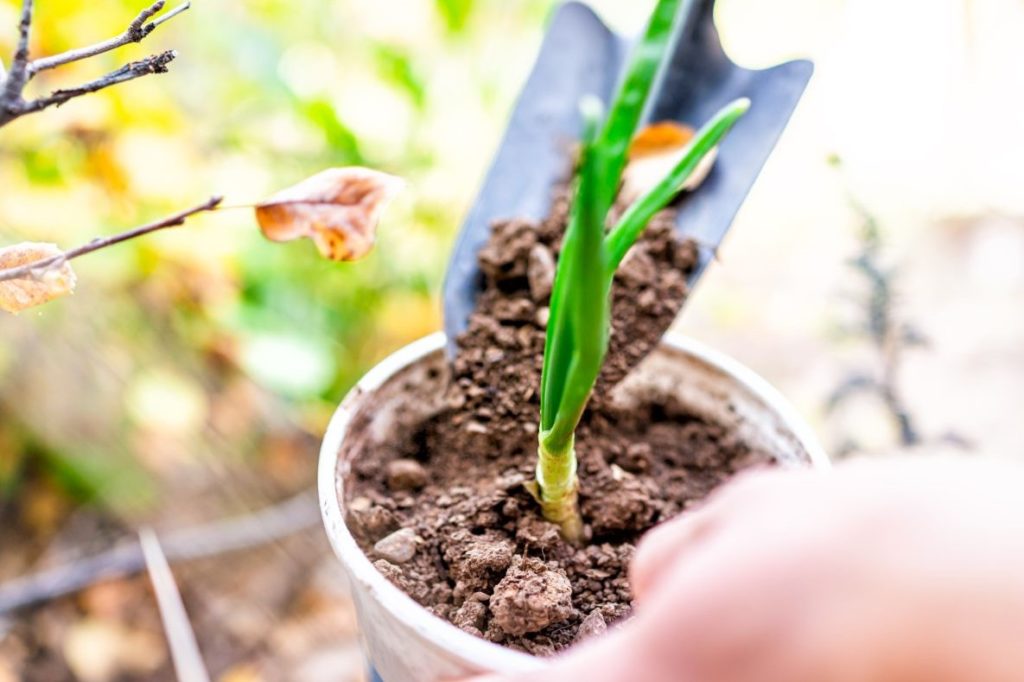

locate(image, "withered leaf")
[[622, 121, 718, 203], [0, 243, 77, 313], [255, 167, 403, 261], [629, 121, 695, 157]]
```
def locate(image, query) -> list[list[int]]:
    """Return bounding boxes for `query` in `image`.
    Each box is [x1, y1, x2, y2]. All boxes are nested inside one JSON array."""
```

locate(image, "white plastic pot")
[[319, 332, 828, 682]]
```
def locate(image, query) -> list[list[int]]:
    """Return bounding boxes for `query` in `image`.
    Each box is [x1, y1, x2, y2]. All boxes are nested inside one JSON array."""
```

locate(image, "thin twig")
[[828, 160, 929, 453], [0, 196, 222, 284], [27, 0, 189, 76], [1, 0, 33, 102], [150, 1, 191, 29], [0, 490, 320, 615], [140, 529, 211, 682], [21, 50, 177, 113]]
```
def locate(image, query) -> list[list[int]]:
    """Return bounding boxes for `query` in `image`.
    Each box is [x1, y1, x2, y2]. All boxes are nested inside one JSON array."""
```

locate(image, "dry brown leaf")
[[629, 121, 696, 157], [622, 120, 718, 203], [255, 167, 403, 261], [0, 242, 76, 313]]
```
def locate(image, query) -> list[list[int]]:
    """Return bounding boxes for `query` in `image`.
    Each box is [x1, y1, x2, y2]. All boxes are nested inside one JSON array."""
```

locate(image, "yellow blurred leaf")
[[622, 121, 718, 202], [0, 242, 77, 313], [255, 167, 403, 261]]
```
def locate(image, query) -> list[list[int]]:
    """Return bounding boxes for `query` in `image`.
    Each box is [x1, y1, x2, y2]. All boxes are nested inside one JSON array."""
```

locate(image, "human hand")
[[467, 457, 1024, 682]]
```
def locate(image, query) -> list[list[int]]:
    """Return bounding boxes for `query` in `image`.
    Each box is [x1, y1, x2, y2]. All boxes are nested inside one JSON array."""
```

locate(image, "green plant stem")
[[535, 103, 606, 545], [533, 437, 583, 543]]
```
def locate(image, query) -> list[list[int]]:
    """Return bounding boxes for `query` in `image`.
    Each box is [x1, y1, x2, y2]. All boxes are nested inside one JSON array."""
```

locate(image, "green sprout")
[[531, 0, 751, 542]]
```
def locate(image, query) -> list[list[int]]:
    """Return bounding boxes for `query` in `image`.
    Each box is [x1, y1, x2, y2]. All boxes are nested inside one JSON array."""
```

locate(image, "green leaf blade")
[[593, 0, 685, 206], [541, 127, 610, 454], [539, 99, 604, 435]]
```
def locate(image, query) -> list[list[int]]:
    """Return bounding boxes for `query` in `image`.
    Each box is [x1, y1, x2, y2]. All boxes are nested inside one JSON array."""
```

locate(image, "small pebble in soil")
[[348, 504, 399, 542], [535, 306, 550, 327], [466, 421, 489, 434], [527, 244, 555, 302], [349, 496, 372, 511], [496, 472, 527, 491], [637, 288, 658, 311], [386, 459, 428, 491], [489, 556, 574, 636], [373, 528, 418, 564], [575, 610, 608, 643]]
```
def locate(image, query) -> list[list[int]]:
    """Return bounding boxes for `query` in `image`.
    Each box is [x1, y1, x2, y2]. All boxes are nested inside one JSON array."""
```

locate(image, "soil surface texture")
[[344, 189, 773, 653]]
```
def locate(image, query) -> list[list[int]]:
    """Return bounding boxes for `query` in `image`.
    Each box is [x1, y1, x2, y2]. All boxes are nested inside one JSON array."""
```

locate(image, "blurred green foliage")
[[0, 0, 557, 514]]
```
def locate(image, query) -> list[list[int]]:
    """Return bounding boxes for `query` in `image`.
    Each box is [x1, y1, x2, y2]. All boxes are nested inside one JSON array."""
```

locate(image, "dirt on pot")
[[342, 188, 774, 654]]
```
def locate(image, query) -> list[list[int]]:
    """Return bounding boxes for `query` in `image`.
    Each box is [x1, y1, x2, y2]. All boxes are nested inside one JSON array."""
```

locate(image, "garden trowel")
[[442, 0, 813, 354]]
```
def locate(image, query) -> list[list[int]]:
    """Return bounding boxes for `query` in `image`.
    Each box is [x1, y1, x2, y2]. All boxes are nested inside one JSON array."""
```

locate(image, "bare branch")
[[0, 0, 188, 128], [27, 0, 190, 76], [140, 529, 212, 682], [20, 50, 177, 115], [0, 196, 222, 284], [0, 490, 319, 614], [1, 0, 33, 102]]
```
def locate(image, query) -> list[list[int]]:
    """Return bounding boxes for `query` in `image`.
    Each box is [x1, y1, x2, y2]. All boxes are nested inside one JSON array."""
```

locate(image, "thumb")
[[631, 505, 719, 601]]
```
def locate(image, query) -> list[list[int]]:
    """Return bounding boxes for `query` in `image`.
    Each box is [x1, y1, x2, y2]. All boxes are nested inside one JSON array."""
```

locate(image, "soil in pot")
[[342, 188, 775, 654]]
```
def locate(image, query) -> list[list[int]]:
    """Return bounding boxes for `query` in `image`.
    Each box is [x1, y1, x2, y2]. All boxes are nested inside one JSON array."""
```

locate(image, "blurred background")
[[1, 0, 1022, 679]]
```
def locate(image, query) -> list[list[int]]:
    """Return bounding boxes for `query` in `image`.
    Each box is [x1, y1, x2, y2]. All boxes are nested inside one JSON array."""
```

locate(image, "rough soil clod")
[[489, 556, 574, 636]]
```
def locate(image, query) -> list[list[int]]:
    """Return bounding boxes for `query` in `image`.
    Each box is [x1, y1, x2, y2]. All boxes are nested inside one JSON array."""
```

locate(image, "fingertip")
[[631, 509, 713, 600]]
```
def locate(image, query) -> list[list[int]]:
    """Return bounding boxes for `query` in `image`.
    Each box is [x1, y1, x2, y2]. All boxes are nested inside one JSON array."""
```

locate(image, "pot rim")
[[318, 331, 828, 673]]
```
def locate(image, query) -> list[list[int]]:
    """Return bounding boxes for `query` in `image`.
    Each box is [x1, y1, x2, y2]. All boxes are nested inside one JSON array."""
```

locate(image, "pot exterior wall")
[[319, 332, 827, 682]]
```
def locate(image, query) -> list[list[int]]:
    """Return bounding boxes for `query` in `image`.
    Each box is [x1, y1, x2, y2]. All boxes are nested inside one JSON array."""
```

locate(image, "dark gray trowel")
[[442, 0, 813, 354]]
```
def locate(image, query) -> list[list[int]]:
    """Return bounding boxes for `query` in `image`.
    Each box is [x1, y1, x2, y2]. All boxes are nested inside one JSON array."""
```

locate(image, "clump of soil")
[[489, 556, 574, 636], [343, 189, 774, 653]]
